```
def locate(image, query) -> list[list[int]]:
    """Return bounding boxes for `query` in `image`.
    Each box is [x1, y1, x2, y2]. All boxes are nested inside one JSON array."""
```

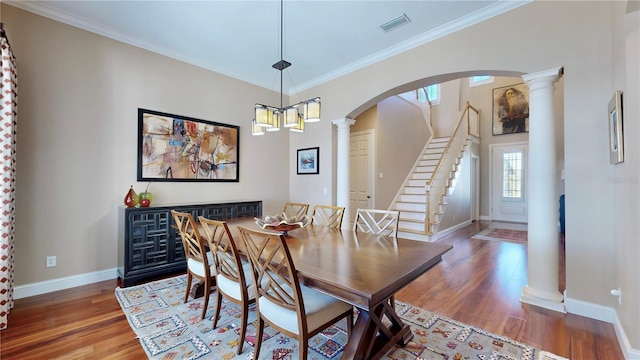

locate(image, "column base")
[[520, 285, 566, 313]]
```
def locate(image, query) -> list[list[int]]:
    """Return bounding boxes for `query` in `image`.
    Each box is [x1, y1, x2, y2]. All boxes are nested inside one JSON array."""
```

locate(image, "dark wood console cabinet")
[[118, 200, 262, 287]]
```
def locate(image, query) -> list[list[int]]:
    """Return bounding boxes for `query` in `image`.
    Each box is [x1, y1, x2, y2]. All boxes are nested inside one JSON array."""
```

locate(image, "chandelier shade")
[[252, 0, 320, 135], [303, 98, 321, 122], [251, 119, 265, 136], [255, 104, 275, 128]]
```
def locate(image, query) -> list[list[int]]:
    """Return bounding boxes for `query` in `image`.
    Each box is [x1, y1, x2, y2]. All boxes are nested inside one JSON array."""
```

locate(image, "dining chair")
[[198, 217, 254, 355], [352, 208, 400, 308], [237, 226, 353, 360], [353, 208, 400, 237], [171, 210, 215, 320], [310, 205, 345, 229], [281, 202, 309, 219]]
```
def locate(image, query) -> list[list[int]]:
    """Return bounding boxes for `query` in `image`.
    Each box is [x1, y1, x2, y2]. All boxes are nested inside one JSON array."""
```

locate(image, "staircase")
[[392, 102, 479, 242]]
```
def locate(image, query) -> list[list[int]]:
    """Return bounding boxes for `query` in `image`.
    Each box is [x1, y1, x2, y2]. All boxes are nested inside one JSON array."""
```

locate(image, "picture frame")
[[297, 147, 319, 175], [608, 91, 624, 164], [492, 83, 530, 135], [137, 108, 239, 182]]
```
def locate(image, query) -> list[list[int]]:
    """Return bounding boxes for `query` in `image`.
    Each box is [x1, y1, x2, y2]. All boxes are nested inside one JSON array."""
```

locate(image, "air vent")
[[380, 13, 411, 32]]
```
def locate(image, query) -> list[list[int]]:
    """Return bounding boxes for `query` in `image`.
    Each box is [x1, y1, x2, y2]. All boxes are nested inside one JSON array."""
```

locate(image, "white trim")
[[4, 0, 530, 93], [14, 268, 118, 299], [437, 220, 472, 238], [565, 296, 640, 359]]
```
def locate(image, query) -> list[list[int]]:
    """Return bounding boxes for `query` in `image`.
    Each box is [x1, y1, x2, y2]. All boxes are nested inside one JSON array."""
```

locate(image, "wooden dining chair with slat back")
[[352, 208, 400, 307], [237, 226, 353, 360], [281, 202, 309, 219], [171, 210, 215, 320], [353, 208, 400, 237], [310, 205, 345, 229], [198, 217, 254, 355]]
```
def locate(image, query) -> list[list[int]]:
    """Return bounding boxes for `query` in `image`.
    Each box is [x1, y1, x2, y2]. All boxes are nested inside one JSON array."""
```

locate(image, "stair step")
[[404, 186, 426, 195], [419, 159, 438, 166], [412, 173, 430, 180], [422, 153, 441, 160], [398, 220, 427, 232], [397, 230, 434, 242], [395, 202, 426, 212], [425, 148, 444, 154], [431, 137, 450, 143], [415, 165, 435, 173], [408, 179, 427, 187], [398, 211, 425, 221], [399, 194, 426, 202]]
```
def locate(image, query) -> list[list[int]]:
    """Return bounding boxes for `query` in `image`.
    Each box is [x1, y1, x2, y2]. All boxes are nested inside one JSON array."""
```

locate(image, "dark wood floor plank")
[[0, 221, 624, 359]]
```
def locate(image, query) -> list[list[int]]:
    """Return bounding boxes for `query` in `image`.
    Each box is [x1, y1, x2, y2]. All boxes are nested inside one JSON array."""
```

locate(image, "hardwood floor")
[[0, 221, 624, 359]]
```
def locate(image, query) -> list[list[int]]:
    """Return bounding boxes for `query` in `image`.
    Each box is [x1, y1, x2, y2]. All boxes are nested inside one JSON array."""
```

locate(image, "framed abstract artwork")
[[492, 83, 530, 135], [608, 91, 624, 164], [297, 147, 319, 175], [137, 108, 239, 182]]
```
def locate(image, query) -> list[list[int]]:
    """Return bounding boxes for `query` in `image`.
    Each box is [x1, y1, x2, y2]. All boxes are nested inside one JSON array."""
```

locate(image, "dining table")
[[215, 217, 453, 360]]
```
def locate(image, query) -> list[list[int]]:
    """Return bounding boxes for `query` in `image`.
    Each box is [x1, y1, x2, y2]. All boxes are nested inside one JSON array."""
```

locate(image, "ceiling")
[[9, 0, 528, 93]]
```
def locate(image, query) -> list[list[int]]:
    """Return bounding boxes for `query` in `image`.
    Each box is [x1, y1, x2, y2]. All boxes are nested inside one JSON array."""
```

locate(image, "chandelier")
[[252, 0, 321, 136]]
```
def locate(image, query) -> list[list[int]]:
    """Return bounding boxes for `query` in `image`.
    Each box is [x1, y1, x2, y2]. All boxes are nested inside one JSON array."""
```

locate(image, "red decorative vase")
[[124, 186, 139, 207]]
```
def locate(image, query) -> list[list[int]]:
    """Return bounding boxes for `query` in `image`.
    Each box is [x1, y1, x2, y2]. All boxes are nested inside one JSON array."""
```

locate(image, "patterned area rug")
[[472, 228, 528, 244], [115, 275, 566, 360]]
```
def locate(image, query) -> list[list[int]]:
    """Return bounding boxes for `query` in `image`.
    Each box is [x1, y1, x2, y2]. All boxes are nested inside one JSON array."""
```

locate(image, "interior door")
[[491, 143, 528, 223], [349, 131, 374, 225]]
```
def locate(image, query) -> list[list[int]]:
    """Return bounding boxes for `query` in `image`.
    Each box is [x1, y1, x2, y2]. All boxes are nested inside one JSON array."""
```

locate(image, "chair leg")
[[253, 316, 264, 360], [347, 311, 353, 335], [211, 291, 223, 328], [201, 277, 211, 320], [236, 300, 249, 355], [299, 337, 308, 360], [184, 273, 192, 303]]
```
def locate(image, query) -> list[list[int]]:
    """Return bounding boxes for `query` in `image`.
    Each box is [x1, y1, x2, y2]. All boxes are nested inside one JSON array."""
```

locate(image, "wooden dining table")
[[217, 217, 452, 360]]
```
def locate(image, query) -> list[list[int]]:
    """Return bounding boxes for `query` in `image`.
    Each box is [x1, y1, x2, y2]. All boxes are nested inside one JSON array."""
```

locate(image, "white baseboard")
[[565, 296, 640, 359], [14, 268, 119, 299], [437, 220, 472, 238]]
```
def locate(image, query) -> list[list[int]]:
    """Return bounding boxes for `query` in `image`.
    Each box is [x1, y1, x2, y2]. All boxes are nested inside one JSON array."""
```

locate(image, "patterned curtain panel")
[[0, 25, 18, 330]]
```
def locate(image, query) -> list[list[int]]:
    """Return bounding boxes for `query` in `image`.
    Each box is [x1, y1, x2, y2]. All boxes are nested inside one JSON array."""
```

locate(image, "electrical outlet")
[[46, 256, 56, 268]]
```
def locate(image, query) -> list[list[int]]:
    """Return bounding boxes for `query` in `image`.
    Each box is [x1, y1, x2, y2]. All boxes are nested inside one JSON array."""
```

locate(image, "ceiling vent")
[[380, 13, 411, 32]]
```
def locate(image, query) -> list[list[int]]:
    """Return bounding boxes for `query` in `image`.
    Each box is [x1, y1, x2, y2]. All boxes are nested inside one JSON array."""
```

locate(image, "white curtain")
[[0, 24, 18, 330]]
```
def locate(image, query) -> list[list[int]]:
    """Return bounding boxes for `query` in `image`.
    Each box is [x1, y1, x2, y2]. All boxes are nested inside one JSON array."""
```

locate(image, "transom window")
[[417, 84, 440, 105], [470, 75, 494, 87]]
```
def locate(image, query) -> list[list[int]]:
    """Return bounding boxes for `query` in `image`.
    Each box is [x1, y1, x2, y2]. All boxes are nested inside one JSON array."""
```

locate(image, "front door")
[[349, 130, 374, 225], [491, 142, 528, 223]]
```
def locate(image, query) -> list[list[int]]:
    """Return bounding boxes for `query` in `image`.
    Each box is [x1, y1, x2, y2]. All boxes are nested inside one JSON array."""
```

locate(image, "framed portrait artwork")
[[492, 83, 530, 135], [137, 108, 239, 182], [297, 147, 319, 175], [608, 91, 624, 164]]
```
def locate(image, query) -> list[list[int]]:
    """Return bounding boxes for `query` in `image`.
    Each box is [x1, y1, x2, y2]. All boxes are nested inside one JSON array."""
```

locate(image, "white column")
[[520, 67, 565, 313], [332, 118, 356, 229]]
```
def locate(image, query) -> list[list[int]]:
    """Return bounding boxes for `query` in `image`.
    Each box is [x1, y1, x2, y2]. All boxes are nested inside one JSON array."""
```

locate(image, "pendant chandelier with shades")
[[252, 0, 321, 136]]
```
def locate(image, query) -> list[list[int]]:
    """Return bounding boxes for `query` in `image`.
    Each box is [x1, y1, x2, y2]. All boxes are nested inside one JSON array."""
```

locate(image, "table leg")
[[341, 299, 413, 360]]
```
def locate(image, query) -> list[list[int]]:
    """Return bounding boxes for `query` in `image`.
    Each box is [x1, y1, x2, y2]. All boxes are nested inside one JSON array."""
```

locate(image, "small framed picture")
[[297, 147, 319, 175], [608, 91, 624, 164]]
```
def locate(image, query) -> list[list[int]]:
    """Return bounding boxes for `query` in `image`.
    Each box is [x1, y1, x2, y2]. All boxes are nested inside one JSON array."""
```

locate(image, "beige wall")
[[3, 0, 639, 353], [293, 1, 637, 352], [374, 96, 428, 209], [352, 96, 428, 210], [3, 5, 290, 285]]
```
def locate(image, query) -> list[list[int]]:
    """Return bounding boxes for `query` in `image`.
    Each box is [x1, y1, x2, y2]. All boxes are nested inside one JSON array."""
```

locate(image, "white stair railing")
[[425, 102, 479, 233]]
